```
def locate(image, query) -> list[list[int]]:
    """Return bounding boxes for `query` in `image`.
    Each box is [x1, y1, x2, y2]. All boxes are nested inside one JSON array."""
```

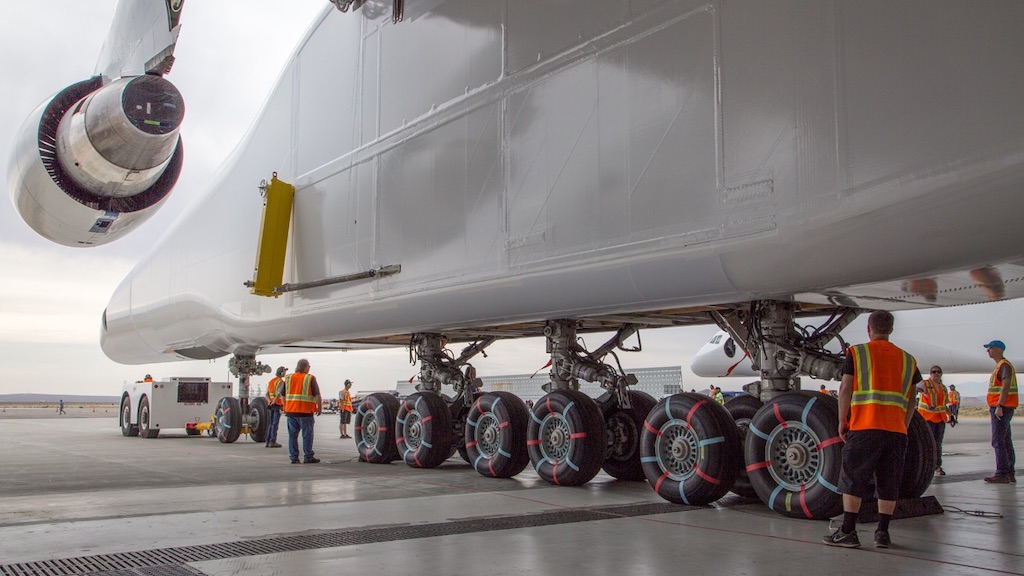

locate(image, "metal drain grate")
[[0, 502, 690, 576]]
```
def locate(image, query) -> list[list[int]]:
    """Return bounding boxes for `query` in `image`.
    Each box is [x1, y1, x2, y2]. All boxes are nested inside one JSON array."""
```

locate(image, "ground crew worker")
[[713, 387, 725, 405], [918, 365, 949, 476], [274, 358, 322, 464], [143, 374, 153, 383], [820, 384, 828, 394], [983, 340, 1017, 484], [339, 379, 354, 439], [264, 367, 286, 448], [947, 384, 960, 427], [824, 310, 920, 550]]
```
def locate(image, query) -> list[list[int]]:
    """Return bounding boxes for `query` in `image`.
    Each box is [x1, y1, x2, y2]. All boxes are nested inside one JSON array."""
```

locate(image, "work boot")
[[984, 474, 1011, 484], [822, 529, 860, 548], [935, 466, 945, 476], [873, 530, 891, 548]]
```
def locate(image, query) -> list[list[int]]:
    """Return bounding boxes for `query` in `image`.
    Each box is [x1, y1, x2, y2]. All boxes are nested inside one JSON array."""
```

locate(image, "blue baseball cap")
[[984, 340, 1006, 350]]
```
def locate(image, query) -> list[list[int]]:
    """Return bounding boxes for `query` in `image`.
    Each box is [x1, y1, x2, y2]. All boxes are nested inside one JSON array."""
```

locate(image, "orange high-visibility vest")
[[948, 389, 961, 405], [284, 373, 317, 414], [987, 359, 1019, 408], [341, 389, 354, 412], [266, 376, 285, 407], [848, 341, 917, 433], [917, 379, 948, 424]]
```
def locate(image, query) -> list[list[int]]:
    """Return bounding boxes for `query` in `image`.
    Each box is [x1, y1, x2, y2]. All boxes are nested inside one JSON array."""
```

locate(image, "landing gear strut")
[[216, 355, 272, 444], [395, 334, 495, 468], [529, 320, 647, 485], [706, 301, 856, 519]]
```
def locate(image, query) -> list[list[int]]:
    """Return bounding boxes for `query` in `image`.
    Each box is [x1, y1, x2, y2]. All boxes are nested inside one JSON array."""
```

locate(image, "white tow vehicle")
[[120, 377, 233, 438]]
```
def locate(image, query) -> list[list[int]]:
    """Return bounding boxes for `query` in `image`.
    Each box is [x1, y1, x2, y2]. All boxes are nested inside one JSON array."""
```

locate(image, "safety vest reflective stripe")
[[987, 359, 1019, 408], [284, 373, 316, 413], [341, 390, 353, 411], [848, 342, 916, 433], [948, 390, 960, 404], [266, 377, 285, 406], [917, 379, 948, 423]]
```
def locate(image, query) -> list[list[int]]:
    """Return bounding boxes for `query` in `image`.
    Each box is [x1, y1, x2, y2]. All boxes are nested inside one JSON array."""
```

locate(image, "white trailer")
[[120, 377, 233, 438]]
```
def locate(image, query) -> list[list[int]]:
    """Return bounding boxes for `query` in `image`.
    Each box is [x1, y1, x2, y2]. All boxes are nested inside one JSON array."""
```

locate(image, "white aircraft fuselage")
[[99, 0, 1024, 364]]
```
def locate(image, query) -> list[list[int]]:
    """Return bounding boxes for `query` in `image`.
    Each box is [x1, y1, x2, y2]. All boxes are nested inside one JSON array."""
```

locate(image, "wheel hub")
[[540, 415, 571, 462], [658, 421, 699, 479], [405, 413, 423, 449], [767, 423, 822, 488]]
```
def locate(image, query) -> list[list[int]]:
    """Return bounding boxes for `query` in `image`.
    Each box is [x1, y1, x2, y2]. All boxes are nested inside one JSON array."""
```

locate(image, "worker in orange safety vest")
[[264, 366, 287, 448], [917, 365, 949, 476], [983, 340, 1017, 483]]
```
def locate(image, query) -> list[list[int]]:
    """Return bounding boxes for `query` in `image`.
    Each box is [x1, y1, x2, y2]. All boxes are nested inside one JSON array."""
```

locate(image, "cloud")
[[0, 243, 133, 344]]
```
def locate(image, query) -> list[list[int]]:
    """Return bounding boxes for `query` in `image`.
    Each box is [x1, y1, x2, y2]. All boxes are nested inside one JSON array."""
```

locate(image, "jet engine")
[[8, 75, 184, 246]]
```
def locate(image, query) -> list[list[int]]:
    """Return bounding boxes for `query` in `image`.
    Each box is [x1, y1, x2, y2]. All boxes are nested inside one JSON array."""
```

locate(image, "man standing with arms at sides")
[[264, 367, 287, 448], [339, 380, 354, 439], [918, 366, 949, 476], [823, 310, 920, 549], [274, 359, 322, 464], [947, 384, 960, 428], [983, 340, 1017, 483]]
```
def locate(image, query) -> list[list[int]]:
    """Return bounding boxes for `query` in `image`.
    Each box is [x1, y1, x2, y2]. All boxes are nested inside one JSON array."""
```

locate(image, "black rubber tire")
[[120, 395, 138, 437], [138, 396, 160, 439], [248, 397, 269, 443], [641, 393, 741, 505], [185, 427, 200, 436], [397, 392, 454, 469], [528, 390, 606, 486], [602, 390, 658, 481], [725, 394, 763, 498], [215, 396, 242, 444], [206, 422, 217, 437], [355, 393, 401, 464], [465, 392, 530, 478], [901, 411, 937, 498], [745, 393, 843, 519]]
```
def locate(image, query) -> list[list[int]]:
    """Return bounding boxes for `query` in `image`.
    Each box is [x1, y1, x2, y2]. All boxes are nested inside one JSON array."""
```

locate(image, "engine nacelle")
[[8, 75, 184, 246]]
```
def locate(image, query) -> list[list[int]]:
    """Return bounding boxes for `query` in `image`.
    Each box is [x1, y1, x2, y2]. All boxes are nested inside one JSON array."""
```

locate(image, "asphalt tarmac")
[[0, 414, 1019, 575]]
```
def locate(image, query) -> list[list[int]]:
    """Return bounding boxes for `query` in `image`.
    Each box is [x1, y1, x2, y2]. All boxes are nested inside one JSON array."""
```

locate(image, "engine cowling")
[[8, 75, 184, 246]]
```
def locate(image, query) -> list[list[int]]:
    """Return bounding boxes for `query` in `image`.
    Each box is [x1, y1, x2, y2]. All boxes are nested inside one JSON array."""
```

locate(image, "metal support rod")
[[247, 264, 401, 294]]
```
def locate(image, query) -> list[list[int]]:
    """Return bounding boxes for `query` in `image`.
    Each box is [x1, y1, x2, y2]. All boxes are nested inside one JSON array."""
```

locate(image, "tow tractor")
[[120, 377, 233, 438]]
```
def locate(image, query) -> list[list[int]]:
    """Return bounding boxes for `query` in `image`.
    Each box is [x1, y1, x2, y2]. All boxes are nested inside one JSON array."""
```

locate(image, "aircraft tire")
[[900, 412, 937, 498], [215, 396, 242, 444], [396, 392, 453, 469], [641, 393, 740, 505], [355, 393, 400, 464], [139, 396, 160, 439], [248, 397, 269, 443], [466, 391, 530, 478], [725, 394, 763, 498], [745, 393, 842, 519], [528, 389, 606, 486], [120, 395, 139, 437], [601, 390, 658, 481]]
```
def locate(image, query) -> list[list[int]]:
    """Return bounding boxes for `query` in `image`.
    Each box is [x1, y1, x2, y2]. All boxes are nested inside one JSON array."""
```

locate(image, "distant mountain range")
[[0, 394, 120, 403]]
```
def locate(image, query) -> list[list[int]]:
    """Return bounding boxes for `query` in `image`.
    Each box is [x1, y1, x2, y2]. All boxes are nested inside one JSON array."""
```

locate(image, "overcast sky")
[[0, 1, 999, 400]]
